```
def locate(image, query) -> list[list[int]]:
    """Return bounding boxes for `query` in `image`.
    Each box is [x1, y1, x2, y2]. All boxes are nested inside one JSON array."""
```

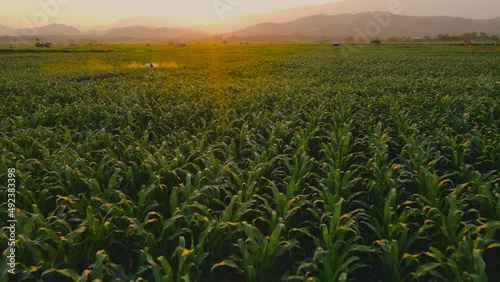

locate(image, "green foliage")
[[0, 43, 499, 281]]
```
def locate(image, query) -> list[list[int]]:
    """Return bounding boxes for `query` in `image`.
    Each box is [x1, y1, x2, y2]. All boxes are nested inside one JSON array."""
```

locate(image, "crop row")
[[0, 44, 499, 281]]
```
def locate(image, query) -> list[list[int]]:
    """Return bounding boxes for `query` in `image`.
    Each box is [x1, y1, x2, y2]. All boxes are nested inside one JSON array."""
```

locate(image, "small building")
[[332, 41, 341, 46], [464, 38, 474, 45], [411, 36, 424, 42]]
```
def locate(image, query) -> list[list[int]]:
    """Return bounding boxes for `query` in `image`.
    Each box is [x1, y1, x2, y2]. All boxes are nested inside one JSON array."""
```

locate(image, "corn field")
[[0, 43, 499, 281]]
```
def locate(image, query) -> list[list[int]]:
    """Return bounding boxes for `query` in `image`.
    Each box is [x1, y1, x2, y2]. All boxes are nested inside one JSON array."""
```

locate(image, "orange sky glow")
[[1, 0, 340, 27], [1, 0, 498, 30]]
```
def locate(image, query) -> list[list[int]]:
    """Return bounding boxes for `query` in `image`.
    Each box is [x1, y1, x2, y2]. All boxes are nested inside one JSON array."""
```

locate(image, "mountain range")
[[1, 12, 499, 43], [228, 12, 500, 39], [238, 0, 500, 22], [0, 23, 210, 43], [58, 0, 500, 34]]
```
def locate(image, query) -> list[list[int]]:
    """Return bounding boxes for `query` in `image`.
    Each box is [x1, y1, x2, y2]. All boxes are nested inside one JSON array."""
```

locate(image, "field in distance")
[[0, 43, 499, 281]]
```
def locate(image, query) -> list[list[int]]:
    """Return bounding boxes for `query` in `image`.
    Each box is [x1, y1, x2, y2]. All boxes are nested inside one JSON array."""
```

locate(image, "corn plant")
[[0, 43, 498, 281]]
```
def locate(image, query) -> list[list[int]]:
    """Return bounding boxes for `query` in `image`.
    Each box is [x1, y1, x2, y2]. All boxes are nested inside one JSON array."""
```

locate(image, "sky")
[[1, 0, 338, 28], [1, 0, 499, 29]]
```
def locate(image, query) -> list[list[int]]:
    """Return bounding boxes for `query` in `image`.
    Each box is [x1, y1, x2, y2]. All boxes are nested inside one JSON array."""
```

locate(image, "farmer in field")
[[146, 61, 154, 68]]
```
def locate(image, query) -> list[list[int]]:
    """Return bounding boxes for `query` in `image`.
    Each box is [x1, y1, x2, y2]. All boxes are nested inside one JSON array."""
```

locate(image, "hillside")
[[0, 24, 210, 44], [2, 12, 500, 44], [16, 23, 81, 36], [104, 26, 209, 40], [229, 12, 500, 39], [0, 24, 14, 36], [195, 0, 500, 33]]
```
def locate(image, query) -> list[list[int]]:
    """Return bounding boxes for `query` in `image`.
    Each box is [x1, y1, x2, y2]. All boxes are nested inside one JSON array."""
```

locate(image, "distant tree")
[[424, 35, 431, 41], [491, 35, 498, 41], [462, 32, 479, 40], [437, 34, 450, 41], [222, 40, 228, 44], [462, 33, 473, 40]]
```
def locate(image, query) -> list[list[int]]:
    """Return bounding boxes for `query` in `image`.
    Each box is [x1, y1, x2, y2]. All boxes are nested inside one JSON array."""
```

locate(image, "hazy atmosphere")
[[5, 0, 338, 27], [2, 0, 500, 29]]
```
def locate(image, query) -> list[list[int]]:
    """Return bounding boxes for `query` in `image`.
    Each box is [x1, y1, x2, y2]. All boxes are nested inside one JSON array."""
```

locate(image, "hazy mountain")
[[64, 0, 496, 34], [104, 26, 209, 40], [0, 25, 14, 36], [0, 23, 209, 43], [195, 0, 500, 33], [275, 0, 500, 20], [2, 9, 500, 44], [109, 17, 196, 29], [3, 0, 499, 35], [191, 1, 385, 33], [16, 23, 81, 36], [229, 12, 500, 39]]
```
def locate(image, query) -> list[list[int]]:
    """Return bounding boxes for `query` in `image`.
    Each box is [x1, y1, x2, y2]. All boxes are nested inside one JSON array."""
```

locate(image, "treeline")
[[385, 32, 498, 42], [433, 32, 498, 41]]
